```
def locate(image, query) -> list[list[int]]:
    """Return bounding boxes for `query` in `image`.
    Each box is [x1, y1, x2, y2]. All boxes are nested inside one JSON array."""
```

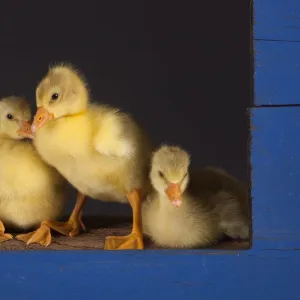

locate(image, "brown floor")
[[0, 216, 250, 251]]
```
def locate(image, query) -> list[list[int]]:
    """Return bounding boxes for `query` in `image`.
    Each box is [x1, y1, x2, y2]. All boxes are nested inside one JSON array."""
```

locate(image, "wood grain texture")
[[0, 250, 299, 300], [251, 107, 300, 250], [255, 40, 300, 105], [254, 0, 300, 41]]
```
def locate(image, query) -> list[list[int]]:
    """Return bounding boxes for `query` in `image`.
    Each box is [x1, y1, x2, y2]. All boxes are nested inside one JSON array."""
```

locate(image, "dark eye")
[[184, 172, 188, 178], [158, 171, 164, 178], [51, 93, 59, 101], [6, 114, 13, 120]]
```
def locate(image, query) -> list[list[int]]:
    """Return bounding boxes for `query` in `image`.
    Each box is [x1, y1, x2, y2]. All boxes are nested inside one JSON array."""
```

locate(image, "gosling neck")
[[157, 192, 180, 211], [0, 133, 21, 141]]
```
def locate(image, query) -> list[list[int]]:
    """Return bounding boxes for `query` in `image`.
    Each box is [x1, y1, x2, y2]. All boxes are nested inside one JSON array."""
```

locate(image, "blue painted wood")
[[1, 107, 300, 299], [255, 40, 300, 105], [254, 0, 300, 41], [1, 250, 300, 300], [251, 107, 300, 249]]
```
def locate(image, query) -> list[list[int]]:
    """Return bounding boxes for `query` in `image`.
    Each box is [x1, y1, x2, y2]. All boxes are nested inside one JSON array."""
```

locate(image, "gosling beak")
[[17, 120, 35, 139], [31, 107, 54, 133], [165, 183, 182, 207]]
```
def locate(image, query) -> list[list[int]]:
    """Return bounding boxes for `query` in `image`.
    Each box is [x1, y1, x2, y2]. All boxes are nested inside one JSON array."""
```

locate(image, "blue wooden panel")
[[254, 0, 300, 41], [1, 251, 300, 300], [1, 106, 300, 299], [255, 40, 300, 105], [251, 106, 300, 248]]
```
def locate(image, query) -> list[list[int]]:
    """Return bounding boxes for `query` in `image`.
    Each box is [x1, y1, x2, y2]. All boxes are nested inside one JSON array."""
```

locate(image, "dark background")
[[0, 1, 251, 217]]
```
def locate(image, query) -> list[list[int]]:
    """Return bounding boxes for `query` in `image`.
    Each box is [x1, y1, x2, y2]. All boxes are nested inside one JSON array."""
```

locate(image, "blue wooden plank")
[[254, 0, 300, 41], [255, 40, 300, 105], [0, 106, 300, 299], [0, 250, 299, 300], [251, 106, 300, 249]]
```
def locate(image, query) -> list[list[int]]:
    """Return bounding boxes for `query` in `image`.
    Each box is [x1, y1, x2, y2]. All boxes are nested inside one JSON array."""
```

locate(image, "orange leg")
[[17, 192, 87, 247], [42, 192, 87, 237], [104, 188, 144, 250], [0, 220, 13, 243]]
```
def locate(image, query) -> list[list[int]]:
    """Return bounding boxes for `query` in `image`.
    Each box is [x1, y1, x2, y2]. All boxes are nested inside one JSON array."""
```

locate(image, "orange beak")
[[165, 183, 182, 207], [17, 120, 35, 139], [31, 107, 54, 133]]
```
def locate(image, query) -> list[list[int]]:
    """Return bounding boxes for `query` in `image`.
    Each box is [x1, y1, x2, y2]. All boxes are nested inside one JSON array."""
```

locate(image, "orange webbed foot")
[[104, 232, 144, 250], [16, 224, 51, 247], [42, 215, 86, 237], [0, 221, 13, 243]]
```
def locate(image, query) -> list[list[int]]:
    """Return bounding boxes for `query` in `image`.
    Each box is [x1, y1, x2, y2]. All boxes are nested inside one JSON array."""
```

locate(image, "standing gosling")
[[30, 63, 153, 250]]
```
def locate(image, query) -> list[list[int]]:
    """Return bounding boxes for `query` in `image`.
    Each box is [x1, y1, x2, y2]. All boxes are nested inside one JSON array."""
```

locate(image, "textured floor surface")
[[0, 216, 250, 251]]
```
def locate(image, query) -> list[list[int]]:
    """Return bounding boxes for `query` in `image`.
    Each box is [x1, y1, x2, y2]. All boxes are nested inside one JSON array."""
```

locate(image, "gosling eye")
[[51, 93, 59, 101], [6, 114, 13, 120], [158, 171, 164, 179], [183, 172, 188, 178]]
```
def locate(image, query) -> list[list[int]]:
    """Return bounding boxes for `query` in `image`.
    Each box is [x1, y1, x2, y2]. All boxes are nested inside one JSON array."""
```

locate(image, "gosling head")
[[150, 145, 191, 208], [31, 63, 89, 134], [0, 96, 33, 140]]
